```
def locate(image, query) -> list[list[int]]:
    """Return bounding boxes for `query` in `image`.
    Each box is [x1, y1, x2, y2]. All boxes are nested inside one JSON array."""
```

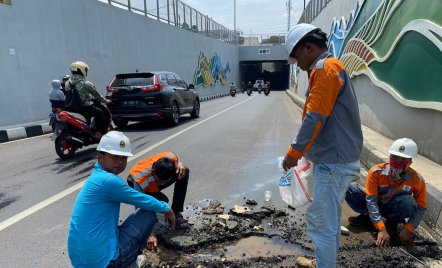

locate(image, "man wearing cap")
[[67, 131, 176, 268], [345, 138, 426, 248], [282, 23, 363, 268]]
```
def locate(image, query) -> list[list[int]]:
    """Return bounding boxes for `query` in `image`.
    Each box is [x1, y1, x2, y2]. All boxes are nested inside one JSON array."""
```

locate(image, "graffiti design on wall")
[[327, 1, 362, 57], [330, 0, 442, 111], [193, 51, 230, 87]]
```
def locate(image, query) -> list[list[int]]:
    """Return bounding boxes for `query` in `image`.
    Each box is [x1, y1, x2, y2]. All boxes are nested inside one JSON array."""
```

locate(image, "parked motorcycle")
[[51, 100, 113, 159]]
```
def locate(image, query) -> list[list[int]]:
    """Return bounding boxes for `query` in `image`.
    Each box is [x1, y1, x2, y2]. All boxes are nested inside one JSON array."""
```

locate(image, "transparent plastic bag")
[[278, 157, 313, 208]]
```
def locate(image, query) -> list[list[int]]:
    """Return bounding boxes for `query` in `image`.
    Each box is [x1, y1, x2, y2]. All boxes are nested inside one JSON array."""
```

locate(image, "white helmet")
[[285, 23, 319, 65], [70, 61, 89, 77], [388, 138, 418, 159], [97, 131, 133, 157]]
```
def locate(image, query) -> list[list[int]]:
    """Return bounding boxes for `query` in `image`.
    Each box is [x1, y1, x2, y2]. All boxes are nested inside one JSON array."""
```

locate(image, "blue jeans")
[[107, 209, 157, 268], [306, 161, 360, 268], [345, 182, 418, 224]]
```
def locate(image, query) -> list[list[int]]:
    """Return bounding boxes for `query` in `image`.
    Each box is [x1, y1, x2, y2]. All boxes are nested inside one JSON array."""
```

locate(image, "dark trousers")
[[345, 182, 418, 224], [80, 106, 105, 134], [148, 167, 189, 213]]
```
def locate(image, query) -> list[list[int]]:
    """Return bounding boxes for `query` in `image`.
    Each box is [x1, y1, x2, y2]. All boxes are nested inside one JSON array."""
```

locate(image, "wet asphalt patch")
[[141, 199, 441, 267]]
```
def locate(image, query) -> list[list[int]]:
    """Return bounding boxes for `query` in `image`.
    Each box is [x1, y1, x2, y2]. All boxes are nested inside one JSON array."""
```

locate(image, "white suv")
[[253, 80, 264, 91]]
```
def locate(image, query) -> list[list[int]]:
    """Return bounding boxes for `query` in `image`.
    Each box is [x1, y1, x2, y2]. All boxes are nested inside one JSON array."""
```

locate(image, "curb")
[[199, 92, 230, 102], [0, 92, 231, 144], [0, 123, 52, 143], [284, 90, 442, 235]]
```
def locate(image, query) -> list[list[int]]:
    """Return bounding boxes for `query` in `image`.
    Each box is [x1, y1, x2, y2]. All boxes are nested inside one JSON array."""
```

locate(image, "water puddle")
[[217, 236, 308, 260], [152, 236, 308, 264]]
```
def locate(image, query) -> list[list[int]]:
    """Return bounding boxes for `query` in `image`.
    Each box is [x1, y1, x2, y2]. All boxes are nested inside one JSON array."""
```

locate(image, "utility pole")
[[234, 0, 236, 44], [286, 0, 292, 32]]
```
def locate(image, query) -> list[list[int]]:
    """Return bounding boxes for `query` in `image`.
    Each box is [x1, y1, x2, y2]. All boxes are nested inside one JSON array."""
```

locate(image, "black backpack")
[[64, 83, 86, 112]]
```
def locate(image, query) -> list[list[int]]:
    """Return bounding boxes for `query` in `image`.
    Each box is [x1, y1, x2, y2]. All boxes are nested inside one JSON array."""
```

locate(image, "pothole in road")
[[142, 199, 440, 268], [211, 235, 308, 260]]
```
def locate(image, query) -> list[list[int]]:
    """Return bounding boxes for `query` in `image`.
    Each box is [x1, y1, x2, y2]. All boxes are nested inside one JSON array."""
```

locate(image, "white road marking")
[[0, 95, 258, 232]]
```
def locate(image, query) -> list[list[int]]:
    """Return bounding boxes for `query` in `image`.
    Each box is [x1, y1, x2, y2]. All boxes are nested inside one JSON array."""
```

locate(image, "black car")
[[106, 72, 200, 128]]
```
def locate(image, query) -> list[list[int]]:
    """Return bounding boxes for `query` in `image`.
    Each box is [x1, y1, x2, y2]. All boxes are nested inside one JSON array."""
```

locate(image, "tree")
[[265, 36, 284, 44]]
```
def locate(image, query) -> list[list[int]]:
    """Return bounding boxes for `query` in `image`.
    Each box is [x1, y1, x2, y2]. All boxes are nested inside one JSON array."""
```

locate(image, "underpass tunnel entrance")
[[239, 61, 290, 90]]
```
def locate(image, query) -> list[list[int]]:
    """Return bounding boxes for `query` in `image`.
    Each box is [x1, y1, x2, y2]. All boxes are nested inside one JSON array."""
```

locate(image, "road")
[[0, 91, 302, 267]]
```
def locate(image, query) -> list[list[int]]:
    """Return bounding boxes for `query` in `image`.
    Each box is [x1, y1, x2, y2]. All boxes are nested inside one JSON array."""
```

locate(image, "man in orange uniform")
[[283, 23, 363, 268], [127, 152, 189, 232], [346, 138, 426, 248]]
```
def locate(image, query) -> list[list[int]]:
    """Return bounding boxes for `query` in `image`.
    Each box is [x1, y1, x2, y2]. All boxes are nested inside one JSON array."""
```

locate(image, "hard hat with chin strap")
[[97, 131, 133, 157], [389, 138, 418, 159], [285, 23, 320, 65]]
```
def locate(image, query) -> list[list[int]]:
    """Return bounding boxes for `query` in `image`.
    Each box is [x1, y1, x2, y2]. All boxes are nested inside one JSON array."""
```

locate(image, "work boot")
[[296, 257, 316, 268], [348, 214, 371, 226]]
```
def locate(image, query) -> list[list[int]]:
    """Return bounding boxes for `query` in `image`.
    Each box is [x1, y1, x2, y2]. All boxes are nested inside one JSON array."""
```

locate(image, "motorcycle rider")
[[230, 83, 237, 95], [65, 61, 112, 140], [61, 74, 71, 95], [247, 81, 253, 90], [264, 81, 270, 94], [241, 82, 246, 93], [49, 80, 65, 108]]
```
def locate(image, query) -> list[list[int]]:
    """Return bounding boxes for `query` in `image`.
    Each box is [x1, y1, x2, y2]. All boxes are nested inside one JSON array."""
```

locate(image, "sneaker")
[[296, 257, 317, 268], [348, 214, 371, 226]]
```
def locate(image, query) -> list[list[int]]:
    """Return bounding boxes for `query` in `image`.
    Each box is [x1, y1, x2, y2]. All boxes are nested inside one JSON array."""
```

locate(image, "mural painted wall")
[[329, 0, 442, 112], [193, 51, 231, 87]]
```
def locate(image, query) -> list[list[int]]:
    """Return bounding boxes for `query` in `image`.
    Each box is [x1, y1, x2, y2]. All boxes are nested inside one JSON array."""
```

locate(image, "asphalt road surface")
[[0, 91, 304, 267]]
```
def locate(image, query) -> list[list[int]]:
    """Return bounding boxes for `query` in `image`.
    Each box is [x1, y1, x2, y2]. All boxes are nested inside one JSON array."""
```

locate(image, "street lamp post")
[[234, 0, 236, 44]]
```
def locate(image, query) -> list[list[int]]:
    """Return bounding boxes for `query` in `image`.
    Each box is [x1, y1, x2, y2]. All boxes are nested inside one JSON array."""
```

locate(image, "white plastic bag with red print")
[[278, 157, 313, 208]]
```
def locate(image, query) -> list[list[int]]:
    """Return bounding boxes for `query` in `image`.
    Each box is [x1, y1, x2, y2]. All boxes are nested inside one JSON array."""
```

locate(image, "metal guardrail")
[[102, 0, 237, 44], [298, 0, 333, 24]]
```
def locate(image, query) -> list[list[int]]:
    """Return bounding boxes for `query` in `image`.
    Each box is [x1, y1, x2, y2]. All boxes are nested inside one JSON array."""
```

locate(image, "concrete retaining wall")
[[0, 0, 239, 126], [291, 0, 442, 164]]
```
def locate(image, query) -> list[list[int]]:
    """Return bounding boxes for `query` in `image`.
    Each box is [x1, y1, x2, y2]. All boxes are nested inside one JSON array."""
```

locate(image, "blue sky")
[[180, 0, 306, 37], [101, 0, 307, 38]]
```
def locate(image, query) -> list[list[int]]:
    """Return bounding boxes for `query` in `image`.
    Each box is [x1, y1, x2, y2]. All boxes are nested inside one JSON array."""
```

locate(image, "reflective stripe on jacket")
[[366, 163, 427, 232], [129, 152, 178, 193], [287, 51, 363, 164]]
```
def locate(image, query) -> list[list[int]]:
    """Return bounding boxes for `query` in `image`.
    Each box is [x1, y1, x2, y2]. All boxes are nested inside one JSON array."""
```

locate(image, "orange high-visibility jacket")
[[366, 163, 427, 232], [129, 152, 178, 193], [286, 52, 362, 163]]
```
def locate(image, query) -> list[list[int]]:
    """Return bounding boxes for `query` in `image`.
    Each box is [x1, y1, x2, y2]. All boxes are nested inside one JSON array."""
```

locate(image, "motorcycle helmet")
[[62, 74, 71, 82], [61, 74, 71, 86], [70, 61, 89, 77]]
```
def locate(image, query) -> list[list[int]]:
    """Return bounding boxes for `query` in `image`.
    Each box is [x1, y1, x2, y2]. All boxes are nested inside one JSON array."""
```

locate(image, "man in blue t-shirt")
[[68, 131, 176, 268]]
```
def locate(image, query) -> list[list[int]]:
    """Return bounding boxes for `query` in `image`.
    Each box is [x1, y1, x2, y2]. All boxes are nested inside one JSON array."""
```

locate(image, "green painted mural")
[[336, 0, 442, 111], [193, 51, 231, 87]]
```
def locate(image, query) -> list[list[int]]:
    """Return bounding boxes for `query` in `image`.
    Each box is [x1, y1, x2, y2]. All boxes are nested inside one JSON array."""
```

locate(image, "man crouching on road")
[[67, 131, 176, 268], [345, 138, 426, 248], [127, 152, 190, 229]]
